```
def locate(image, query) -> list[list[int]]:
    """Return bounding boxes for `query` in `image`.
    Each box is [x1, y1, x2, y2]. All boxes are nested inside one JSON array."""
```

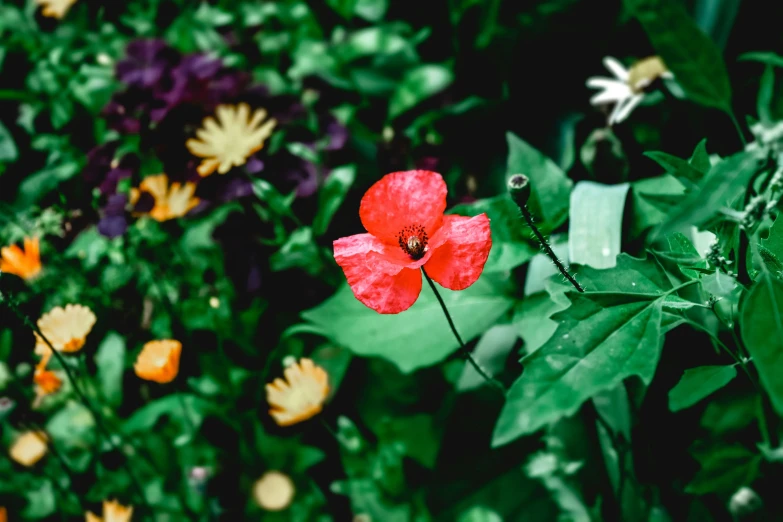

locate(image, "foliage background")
[[1, 0, 783, 520]]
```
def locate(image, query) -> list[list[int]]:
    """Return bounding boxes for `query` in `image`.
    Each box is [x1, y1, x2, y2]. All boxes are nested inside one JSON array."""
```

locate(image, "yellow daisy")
[[252, 471, 295, 511], [186, 103, 277, 177], [1, 237, 42, 281], [35, 304, 97, 353], [266, 358, 329, 426], [34, 0, 78, 19], [9, 431, 48, 467], [129, 174, 200, 222], [134, 340, 182, 384], [85, 499, 133, 522]]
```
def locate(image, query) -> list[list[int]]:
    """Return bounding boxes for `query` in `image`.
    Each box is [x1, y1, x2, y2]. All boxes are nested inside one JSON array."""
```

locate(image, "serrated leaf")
[[95, 332, 126, 408], [568, 181, 630, 269], [740, 272, 783, 415], [688, 139, 711, 173], [576, 253, 672, 293], [668, 365, 737, 412], [301, 274, 513, 373], [450, 195, 537, 272], [506, 132, 573, 230], [644, 151, 704, 188], [655, 149, 764, 238], [493, 293, 664, 446], [626, 0, 732, 113]]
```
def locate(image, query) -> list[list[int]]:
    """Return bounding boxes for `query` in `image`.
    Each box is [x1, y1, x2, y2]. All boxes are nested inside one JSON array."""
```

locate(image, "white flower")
[[586, 56, 673, 125]]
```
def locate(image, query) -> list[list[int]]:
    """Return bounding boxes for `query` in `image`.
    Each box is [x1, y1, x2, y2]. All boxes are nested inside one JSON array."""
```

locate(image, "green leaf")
[[512, 293, 567, 355], [686, 445, 761, 495], [0, 120, 17, 162], [46, 401, 95, 472], [506, 133, 573, 230], [15, 162, 80, 207], [314, 164, 356, 236], [644, 151, 704, 187], [626, 0, 732, 113], [95, 332, 126, 408], [668, 365, 737, 412], [655, 149, 765, 238], [301, 274, 513, 373], [760, 214, 783, 261], [23, 479, 56, 518], [739, 51, 783, 68], [124, 394, 206, 435], [576, 253, 672, 293], [629, 175, 686, 237], [740, 272, 783, 415], [457, 324, 517, 391], [688, 139, 711, 173], [493, 292, 664, 446], [568, 181, 630, 269], [269, 227, 324, 276], [449, 195, 537, 272], [388, 64, 454, 119]]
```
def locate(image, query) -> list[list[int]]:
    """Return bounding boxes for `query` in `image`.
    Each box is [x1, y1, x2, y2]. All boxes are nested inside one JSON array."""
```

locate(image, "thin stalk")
[[0, 287, 151, 511], [421, 268, 505, 392], [729, 112, 748, 148], [518, 205, 585, 293]]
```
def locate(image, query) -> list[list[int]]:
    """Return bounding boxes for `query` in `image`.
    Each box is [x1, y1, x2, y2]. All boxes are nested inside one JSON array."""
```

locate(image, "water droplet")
[[631, 282, 636, 286], [602, 247, 611, 256], [563, 334, 569, 339]]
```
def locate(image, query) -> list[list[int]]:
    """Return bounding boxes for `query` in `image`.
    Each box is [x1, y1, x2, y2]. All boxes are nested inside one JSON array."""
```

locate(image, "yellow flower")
[[252, 471, 295, 511], [10, 431, 48, 467], [1, 237, 42, 281], [266, 358, 329, 426], [129, 174, 200, 222], [34, 0, 78, 19], [85, 499, 133, 522], [35, 304, 96, 353], [134, 340, 182, 384], [186, 103, 277, 177]]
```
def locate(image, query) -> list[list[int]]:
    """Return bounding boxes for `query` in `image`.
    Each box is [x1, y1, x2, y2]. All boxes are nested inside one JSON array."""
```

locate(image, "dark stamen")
[[397, 224, 428, 259]]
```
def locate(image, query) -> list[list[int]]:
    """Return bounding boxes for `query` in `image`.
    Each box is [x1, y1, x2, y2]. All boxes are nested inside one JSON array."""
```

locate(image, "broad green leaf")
[[23, 479, 56, 518], [506, 132, 573, 230], [629, 175, 685, 237], [760, 214, 783, 261], [512, 293, 567, 355], [576, 253, 672, 293], [523, 237, 569, 296], [626, 0, 732, 113], [655, 149, 765, 238], [0, 120, 17, 162], [493, 293, 664, 446], [95, 332, 126, 408], [701, 393, 758, 435], [301, 274, 513, 373], [644, 151, 704, 187], [686, 445, 761, 495], [457, 324, 517, 391], [568, 181, 629, 269], [46, 401, 95, 472], [740, 273, 783, 415], [388, 64, 454, 119], [668, 365, 737, 412], [651, 232, 706, 278], [449, 195, 537, 272], [700, 271, 739, 299], [314, 165, 356, 236], [15, 162, 80, 207]]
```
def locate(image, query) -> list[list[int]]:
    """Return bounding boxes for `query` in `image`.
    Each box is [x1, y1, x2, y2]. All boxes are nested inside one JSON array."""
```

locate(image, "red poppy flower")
[[333, 170, 492, 314]]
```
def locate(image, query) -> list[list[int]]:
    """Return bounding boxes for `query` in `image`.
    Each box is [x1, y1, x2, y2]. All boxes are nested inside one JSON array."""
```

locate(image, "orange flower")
[[252, 471, 295, 511], [34, 0, 78, 19], [9, 431, 48, 467], [129, 174, 200, 222], [34, 352, 62, 398], [0, 237, 42, 281], [0, 506, 6, 522], [266, 358, 329, 426], [35, 304, 96, 353], [134, 340, 182, 383], [85, 499, 133, 522]]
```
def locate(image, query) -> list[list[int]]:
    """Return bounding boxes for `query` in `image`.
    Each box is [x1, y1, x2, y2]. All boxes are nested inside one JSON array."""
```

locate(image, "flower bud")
[[728, 486, 762, 519], [507, 174, 531, 207]]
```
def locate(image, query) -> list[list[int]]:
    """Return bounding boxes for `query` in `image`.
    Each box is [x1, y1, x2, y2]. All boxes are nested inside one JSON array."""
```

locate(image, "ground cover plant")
[[1, 0, 783, 520]]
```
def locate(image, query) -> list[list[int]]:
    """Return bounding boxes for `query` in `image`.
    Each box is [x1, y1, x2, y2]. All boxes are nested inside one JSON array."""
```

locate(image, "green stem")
[[421, 268, 505, 392], [729, 112, 748, 148], [518, 205, 585, 293]]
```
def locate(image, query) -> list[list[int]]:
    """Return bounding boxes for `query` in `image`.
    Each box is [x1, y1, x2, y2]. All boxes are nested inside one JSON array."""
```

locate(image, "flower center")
[[397, 225, 428, 260]]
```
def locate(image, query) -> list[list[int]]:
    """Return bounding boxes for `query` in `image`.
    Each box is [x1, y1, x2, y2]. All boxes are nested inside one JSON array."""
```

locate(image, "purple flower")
[[97, 193, 128, 239], [116, 39, 177, 89], [324, 118, 349, 151], [83, 142, 119, 188]]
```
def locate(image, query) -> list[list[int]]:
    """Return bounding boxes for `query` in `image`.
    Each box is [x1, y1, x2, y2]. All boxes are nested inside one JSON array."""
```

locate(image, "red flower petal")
[[333, 233, 423, 314], [424, 214, 492, 290], [359, 170, 447, 244]]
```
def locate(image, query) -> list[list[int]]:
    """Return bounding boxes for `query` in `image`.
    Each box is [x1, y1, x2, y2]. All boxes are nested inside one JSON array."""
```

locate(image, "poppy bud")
[[507, 174, 531, 207]]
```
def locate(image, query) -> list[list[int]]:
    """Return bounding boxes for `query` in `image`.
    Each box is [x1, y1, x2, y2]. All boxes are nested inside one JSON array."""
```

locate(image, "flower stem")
[[730, 111, 748, 148], [518, 204, 584, 293], [421, 268, 505, 392], [0, 285, 152, 511]]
